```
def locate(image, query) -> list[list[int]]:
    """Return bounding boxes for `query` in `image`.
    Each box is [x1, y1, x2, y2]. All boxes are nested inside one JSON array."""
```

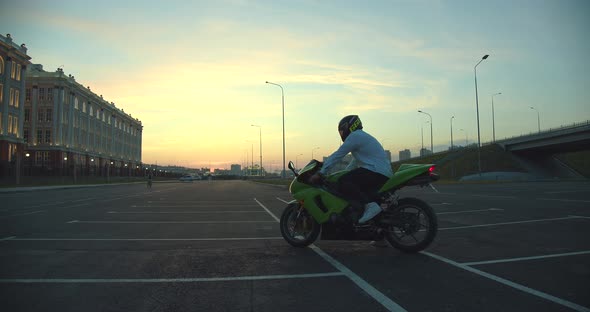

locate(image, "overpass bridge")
[[497, 120, 590, 153], [494, 121, 590, 179]]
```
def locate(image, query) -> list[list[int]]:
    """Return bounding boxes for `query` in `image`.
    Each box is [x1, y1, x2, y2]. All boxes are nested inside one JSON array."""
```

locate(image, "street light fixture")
[[492, 92, 502, 142], [312, 147, 320, 160], [251, 124, 263, 176], [530, 106, 541, 133], [418, 110, 433, 154], [265, 81, 286, 178], [474, 54, 489, 175]]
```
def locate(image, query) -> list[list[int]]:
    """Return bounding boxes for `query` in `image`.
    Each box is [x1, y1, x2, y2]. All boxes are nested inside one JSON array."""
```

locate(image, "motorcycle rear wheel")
[[280, 203, 320, 247], [383, 197, 437, 253]]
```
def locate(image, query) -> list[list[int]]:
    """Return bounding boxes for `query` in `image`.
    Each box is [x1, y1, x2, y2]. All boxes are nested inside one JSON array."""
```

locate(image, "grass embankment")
[[555, 150, 590, 178], [392, 144, 527, 181]]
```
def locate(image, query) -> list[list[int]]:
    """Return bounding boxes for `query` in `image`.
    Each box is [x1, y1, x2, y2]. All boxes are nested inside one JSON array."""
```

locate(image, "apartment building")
[[23, 65, 143, 177], [0, 34, 31, 176]]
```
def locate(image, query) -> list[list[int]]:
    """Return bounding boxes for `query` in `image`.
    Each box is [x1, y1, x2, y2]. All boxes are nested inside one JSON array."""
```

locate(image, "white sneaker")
[[358, 202, 382, 223]]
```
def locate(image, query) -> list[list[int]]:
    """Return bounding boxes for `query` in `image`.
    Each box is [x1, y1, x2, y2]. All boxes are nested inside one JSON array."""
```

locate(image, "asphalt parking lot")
[[0, 180, 589, 312]]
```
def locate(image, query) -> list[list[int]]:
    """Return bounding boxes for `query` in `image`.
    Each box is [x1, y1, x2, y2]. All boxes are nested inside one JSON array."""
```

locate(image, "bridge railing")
[[484, 120, 590, 146]]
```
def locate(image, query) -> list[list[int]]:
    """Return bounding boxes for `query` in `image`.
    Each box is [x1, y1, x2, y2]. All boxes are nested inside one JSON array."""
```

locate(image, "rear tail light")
[[429, 166, 435, 173]]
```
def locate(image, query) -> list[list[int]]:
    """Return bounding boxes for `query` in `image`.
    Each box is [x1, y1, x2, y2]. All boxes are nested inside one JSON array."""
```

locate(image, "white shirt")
[[320, 129, 393, 177]]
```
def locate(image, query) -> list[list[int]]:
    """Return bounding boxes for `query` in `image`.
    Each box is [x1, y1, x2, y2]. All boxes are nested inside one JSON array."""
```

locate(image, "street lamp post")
[[265, 81, 285, 178], [418, 110, 433, 154], [451, 116, 455, 151], [312, 147, 320, 160], [474, 54, 489, 175], [245, 140, 254, 176], [492, 92, 502, 142], [530, 106, 541, 133], [251, 124, 263, 176], [420, 121, 430, 156]]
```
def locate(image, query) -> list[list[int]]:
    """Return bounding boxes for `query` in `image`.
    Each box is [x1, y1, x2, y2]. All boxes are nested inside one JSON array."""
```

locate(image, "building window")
[[39, 88, 45, 100], [24, 108, 30, 122], [13, 89, 19, 108], [11, 61, 16, 79], [74, 97, 79, 109], [0, 56, 4, 75], [46, 109, 52, 122], [26, 88, 31, 101], [7, 115, 18, 135], [7, 115, 13, 134], [82, 102, 86, 113], [7, 143, 16, 162], [38, 109, 45, 122], [9, 88, 14, 106], [0, 84, 3, 102], [47, 88, 53, 101], [37, 129, 43, 143], [45, 130, 51, 144], [24, 129, 29, 143], [13, 116, 18, 135], [16, 64, 21, 81]]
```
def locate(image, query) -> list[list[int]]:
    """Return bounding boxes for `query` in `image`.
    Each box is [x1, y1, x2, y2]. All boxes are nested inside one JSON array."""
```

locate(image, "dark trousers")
[[337, 168, 389, 205]]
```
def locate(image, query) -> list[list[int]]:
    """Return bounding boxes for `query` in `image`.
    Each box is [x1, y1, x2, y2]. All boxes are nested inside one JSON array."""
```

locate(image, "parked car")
[[179, 175, 201, 182]]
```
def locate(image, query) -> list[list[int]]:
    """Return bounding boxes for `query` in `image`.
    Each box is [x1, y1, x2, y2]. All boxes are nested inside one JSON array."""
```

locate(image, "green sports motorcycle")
[[280, 160, 439, 253]]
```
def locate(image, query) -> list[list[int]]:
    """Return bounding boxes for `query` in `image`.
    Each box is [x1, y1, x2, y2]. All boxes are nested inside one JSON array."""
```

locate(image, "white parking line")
[[67, 220, 277, 224], [129, 204, 261, 208], [537, 198, 590, 203], [255, 198, 407, 312], [107, 211, 267, 214], [546, 191, 583, 194], [437, 208, 503, 215], [0, 272, 346, 284], [254, 198, 280, 222], [469, 194, 517, 199], [276, 197, 290, 204], [462, 250, 590, 266], [1, 237, 283, 241], [0, 210, 45, 217], [439, 216, 580, 230], [423, 252, 590, 312]]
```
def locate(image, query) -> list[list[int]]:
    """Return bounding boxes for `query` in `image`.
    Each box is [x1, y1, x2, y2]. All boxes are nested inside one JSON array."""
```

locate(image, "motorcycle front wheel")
[[383, 197, 438, 253], [280, 203, 320, 247]]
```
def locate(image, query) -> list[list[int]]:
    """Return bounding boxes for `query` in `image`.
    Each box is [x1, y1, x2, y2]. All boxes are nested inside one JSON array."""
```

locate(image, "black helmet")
[[338, 115, 363, 141]]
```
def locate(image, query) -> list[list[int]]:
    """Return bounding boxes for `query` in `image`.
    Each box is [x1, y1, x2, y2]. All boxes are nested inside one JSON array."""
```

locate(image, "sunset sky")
[[2, 0, 589, 171]]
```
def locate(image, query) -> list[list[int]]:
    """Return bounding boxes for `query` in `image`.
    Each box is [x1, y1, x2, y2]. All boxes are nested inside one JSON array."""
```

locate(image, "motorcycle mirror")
[[287, 161, 298, 177]]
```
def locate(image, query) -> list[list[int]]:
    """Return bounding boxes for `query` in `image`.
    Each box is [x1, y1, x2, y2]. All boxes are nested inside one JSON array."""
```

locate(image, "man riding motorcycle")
[[310, 115, 393, 223]]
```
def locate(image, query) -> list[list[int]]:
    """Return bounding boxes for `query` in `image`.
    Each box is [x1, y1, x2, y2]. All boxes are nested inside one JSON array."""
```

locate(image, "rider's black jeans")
[[337, 168, 389, 205]]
